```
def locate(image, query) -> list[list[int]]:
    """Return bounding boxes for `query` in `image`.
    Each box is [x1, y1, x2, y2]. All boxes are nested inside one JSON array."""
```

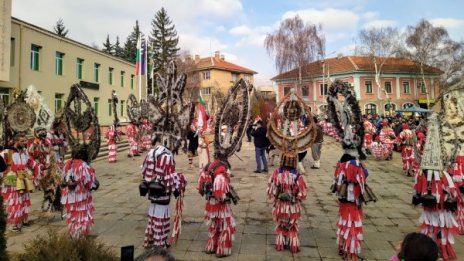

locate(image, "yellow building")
[[0, 15, 140, 126], [193, 51, 257, 112]]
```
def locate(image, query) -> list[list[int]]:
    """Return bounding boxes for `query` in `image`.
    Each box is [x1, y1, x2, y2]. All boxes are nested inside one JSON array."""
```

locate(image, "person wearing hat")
[[250, 120, 269, 173]]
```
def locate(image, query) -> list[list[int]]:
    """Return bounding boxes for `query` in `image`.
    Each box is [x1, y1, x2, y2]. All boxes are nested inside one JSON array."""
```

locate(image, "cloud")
[[282, 8, 360, 31], [363, 20, 397, 29], [178, 33, 228, 57], [430, 18, 464, 28], [229, 25, 271, 47], [362, 11, 378, 21], [215, 25, 226, 32], [229, 25, 253, 36]]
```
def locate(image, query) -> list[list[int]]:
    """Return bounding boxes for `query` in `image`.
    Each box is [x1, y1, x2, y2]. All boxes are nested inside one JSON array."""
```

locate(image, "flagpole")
[[144, 38, 148, 98], [136, 35, 142, 100]]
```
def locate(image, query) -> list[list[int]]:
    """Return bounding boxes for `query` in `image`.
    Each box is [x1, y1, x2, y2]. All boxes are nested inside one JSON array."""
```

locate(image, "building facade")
[[0, 17, 140, 126], [192, 51, 257, 113], [272, 56, 441, 116]]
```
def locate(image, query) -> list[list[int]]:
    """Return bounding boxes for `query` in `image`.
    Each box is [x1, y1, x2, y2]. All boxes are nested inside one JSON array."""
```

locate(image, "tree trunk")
[[420, 64, 430, 109]]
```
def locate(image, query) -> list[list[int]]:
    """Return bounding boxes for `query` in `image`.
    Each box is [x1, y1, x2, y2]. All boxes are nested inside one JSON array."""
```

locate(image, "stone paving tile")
[[5, 137, 464, 260]]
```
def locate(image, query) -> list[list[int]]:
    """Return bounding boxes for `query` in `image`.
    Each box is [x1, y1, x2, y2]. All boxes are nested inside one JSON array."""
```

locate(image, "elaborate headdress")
[[24, 85, 54, 135], [147, 61, 195, 152], [267, 89, 316, 168], [3, 90, 36, 145], [126, 93, 141, 124], [326, 80, 365, 159], [63, 84, 101, 162], [110, 90, 119, 126], [213, 79, 251, 163]]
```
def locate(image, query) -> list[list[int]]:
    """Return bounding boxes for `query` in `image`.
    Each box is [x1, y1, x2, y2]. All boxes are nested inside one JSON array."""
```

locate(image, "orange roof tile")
[[272, 56, 441, 81], [196, 57, 257, 74]]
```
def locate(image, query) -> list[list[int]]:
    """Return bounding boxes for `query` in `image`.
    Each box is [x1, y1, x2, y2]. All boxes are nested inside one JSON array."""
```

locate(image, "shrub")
[[17, 229, 117, 261]]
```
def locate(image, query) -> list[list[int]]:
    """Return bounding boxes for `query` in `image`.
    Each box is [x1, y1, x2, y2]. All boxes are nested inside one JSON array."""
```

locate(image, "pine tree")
[[102, 34, 113, 54], [150, 8, 180, 74], [53, 18, 69, 37], [114, 36, 124, 58], [123, 20, 144, 63]]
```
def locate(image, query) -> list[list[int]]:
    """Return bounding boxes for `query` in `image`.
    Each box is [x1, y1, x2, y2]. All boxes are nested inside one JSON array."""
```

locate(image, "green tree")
[[123, 20, 144, 63], [102, 34, 113, 54], [150, 7, 180, 75], [114, 36, 125, 58], [53, 18, 68, 37]]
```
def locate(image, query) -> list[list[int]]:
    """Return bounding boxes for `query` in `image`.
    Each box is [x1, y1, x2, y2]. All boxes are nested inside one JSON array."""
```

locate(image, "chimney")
[[194, 55, 200, 63], [220, 55, 225, 60], [214, 51, 220, 59], [337, 53, 344, 59]]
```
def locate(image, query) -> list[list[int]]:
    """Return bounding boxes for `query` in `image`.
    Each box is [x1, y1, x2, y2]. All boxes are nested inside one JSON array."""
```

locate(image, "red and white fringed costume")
[[141, 120, 152, 151], [198, 160, 236, 257], [379, 125, 396, 159], [448, 155, 464, 234], [61, 159, 97, 239], [362, 120, 375, 154], [333, 159, 367, 261], [370, 141, 384, 160], [397, 126, 420, 176], [126, 122, 139, 157], [267, 167, 307, 253], [141, 145, 186, 248], [105, 125, 117, 163], [414, 170, 459, 260], [27, 136, 50, 185], [1, 149, 42, 227]]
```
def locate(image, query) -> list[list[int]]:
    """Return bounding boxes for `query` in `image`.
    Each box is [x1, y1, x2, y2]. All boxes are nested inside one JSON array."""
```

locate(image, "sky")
[[11, 0, 464, 86]]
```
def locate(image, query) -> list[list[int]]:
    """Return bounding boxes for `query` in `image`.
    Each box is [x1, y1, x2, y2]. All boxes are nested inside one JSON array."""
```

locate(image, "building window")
[[419, 81, 426, 93], [403, 102, 414, 109], [108, 99, 112, 116], [0, 88, 10, 105], [120, 71, 125, 87], [30, 44, 41, 71], [94, 63, 100, 82], [320, 83, 328, 96], [201, 87, 211, 95], [231, 72, 238, 82], [94, 97, 99, 116], [120, 100, 125, 116], [108, 67, 114, 85], [403, 81, 410, 94], [202, 71, 210, 80], [365, 81, 373, 94], [365, 103, 377, 115], [76, 58, 84, 80], [284, 87, 291, 95], [302, 86, 309, 97], [384, 81, 392, 94], [55, 52, 64, 75], [244, 75, 252, 83], [384, 103, 396, 114], [131, 74, 135, 89], [10, 38, 15, 66], [55, 93, 64, 113]]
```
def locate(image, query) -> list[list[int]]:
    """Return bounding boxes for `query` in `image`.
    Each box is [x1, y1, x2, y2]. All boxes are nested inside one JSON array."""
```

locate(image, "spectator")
[[251, 120, 268, 173], [135, 247, 175, 261], [311, 117, 324, 169], [389, 232, 438, 261]]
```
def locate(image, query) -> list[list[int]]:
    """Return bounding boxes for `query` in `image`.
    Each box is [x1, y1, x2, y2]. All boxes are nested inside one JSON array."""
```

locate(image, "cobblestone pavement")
[[6, 137, 464, 260]]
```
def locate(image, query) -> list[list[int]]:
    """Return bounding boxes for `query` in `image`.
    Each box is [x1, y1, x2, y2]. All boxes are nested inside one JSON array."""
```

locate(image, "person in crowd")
[[135, 247, 175, 261], [47, 119, 68, 168], [311, 117, 324, 169], [61, 144, 99, 239], [186, 125, 199, 169], [197, 130, 210, 172], [389, 232, 439, 261], [126, 119, 140, 158], [379, 120, 396, 160], [250, 120, 268, 173], [396, 123, 420, 176]]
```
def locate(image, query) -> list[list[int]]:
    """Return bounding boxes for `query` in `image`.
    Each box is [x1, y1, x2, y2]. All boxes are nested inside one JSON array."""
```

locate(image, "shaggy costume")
[[61, 158, 98, 239], [198, 160, 236, 257], [47, 129, 67, 168], [126, 122, 140, 157], [379, 123, 396, 160], [1, 148, 42, 229], [397, 125, 420, 176], [362, 119, 375, 154], [105, 125, 118, 163], [267, 166, 307, 252], [141, 145, 186, 248]]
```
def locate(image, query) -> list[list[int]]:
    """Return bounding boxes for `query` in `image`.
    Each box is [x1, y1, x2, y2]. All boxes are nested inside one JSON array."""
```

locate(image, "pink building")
[[271, 56, 441, 115]]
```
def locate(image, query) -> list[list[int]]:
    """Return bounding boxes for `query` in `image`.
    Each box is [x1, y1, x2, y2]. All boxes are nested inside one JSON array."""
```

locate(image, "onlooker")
[[246, 121, 253, 142], [389, 232, 438, 261], [251, 120, 268, 173], [186, 125, 199, 169], [311, 117, 324, 169]]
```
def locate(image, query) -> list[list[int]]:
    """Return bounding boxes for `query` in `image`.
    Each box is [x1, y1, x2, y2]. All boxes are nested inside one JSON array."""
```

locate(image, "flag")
[[135, 36, 146, 75], [197, 94, 207, 131]]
